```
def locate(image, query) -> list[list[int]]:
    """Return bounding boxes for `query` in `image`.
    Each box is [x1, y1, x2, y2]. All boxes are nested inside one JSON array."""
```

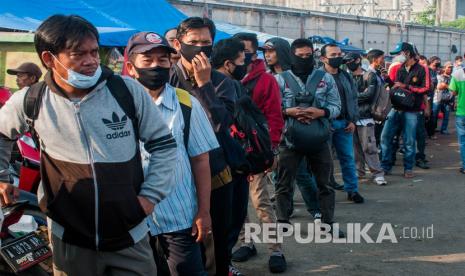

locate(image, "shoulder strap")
[[243, 77, 260, 96], [175, 88, 192, 150], [23, 81, 47, 147], [280, 71, 303, 95], [306, 70, 326, 96], [106, 75, 139, 141]]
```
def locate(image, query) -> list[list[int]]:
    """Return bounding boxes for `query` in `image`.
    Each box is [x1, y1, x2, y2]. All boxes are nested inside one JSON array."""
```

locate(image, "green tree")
[[441, 17, 465, 30], [414, 5, 436, 26]]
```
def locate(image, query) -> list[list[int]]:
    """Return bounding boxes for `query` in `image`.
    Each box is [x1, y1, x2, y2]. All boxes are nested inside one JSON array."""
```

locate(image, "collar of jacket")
[[44, 65, 114, 99], [242, 59, 266, 83]]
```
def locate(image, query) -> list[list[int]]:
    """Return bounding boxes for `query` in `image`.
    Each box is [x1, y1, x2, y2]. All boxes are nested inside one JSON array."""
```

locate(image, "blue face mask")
[[51, 53, 102, 89]]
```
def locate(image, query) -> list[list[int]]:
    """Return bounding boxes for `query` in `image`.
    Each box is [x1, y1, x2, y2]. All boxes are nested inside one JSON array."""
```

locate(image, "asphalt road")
[[234, 115, 465, 275]]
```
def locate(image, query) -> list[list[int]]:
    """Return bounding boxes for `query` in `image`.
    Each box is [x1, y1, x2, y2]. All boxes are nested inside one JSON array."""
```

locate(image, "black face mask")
[[327, 57, 344, 69], [291, 55, 314, 79], [347, 62, 361, 72], [180, 42, 212, 62], [230, 63, 248, 81], [244, 53, 254, 66], [135, 66, 170, 90]]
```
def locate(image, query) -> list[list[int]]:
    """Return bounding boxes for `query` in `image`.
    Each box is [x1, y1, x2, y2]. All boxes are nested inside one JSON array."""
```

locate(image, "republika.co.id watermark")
[[244, 222, 434, 244]]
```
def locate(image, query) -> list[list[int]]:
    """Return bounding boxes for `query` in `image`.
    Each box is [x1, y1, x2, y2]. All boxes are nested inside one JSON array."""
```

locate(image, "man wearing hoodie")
[[0, 15, 177, 275], [231, 32, 286, 274], [274, 38, 344, 238]]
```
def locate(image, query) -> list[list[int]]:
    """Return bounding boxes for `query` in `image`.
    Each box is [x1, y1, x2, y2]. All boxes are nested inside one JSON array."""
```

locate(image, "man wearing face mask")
[[169, 17, 237, 276], [381, 42, 431, 178], [350, 50, 388, 186], [321, 44, 364, 204], [0, 15, 178, 275], [164, 27, 182, 64], [288, 38, 324, 226], [125, 32, 219, 276], [230, 33, 286, 273], [211, 38, 250, 276]]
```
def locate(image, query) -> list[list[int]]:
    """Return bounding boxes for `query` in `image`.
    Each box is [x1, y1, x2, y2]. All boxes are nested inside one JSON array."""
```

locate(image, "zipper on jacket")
[[73, 102, 100, 250]]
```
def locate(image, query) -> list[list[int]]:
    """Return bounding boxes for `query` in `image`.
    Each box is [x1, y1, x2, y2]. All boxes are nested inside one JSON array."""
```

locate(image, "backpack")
[[281, 70, 330, 154], [23, 75, 192, 149], [230, 78, 274, 175], [363, 71, 391, 121]]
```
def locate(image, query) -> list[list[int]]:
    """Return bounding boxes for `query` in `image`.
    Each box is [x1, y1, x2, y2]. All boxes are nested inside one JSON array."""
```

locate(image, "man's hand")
[[0, 182, 19, 206], [284, 107, 301, 118], [297, 107, 325, 120], [192, 52, 211, 87], [265, 156, 278, 174], [344, 122, 356, 133], [191, 210, 212, 243], [393, 82, 407, 89], [137, 196, 155, 216]]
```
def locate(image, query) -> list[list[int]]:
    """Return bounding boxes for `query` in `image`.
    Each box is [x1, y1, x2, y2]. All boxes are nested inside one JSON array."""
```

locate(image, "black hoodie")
[[264, 37, 292, 73]]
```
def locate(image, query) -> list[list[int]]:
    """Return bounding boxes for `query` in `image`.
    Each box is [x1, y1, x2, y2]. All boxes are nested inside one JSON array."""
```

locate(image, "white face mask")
[[51, 53, 102, 89], [397, 53, 407, 64]]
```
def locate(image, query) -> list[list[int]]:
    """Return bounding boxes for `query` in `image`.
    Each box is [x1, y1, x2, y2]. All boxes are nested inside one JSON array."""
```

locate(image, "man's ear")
[[125, 62, 137, 78], [41, 51, 55, 69], [173, 38, 181, 52]]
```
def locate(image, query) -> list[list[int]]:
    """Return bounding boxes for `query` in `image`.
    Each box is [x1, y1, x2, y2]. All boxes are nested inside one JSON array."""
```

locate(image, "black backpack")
[[23, 75, 192, 148], [231, 78, 274, 175]]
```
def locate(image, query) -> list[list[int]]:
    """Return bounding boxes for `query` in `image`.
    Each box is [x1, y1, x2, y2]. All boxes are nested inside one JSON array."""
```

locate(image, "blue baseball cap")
[[390, 42, 416, 55]]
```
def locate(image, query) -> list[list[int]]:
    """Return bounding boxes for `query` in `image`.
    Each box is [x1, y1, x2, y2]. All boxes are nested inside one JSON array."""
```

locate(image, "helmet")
[[0, 87, 12, 108]]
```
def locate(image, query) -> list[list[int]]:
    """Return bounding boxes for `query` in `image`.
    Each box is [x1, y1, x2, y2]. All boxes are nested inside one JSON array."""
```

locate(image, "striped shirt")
[[142, 84, 219, 235]]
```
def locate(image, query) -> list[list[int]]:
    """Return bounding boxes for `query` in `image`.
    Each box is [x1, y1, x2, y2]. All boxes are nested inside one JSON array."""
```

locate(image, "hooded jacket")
[[242, 59, 284, 149], [265, 37, 292, 73], [0, 67, 177, 251]]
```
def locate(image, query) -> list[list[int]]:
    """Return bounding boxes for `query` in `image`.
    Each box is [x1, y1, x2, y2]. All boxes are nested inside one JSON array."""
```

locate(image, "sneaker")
[[231, 245, 257, 262], [416, 159, 430, 169], [404, 170, 415, 178], [330, 182, 344, 190], [268, 254, 287, 273], [374, 176, 387, 186], [229, 265, 245, 276], [322, 223, 346, 238], [312, 211, 322, 225], [460, 168, 465, 174], [347, 192, 364, 203]]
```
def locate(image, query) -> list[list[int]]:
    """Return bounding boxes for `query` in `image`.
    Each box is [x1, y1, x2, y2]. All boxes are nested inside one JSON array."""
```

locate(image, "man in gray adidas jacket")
[[0, 15, 176, 275]]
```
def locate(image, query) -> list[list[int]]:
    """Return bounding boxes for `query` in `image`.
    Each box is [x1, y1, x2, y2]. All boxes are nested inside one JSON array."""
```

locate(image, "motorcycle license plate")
[[0, 232, 52, 273]]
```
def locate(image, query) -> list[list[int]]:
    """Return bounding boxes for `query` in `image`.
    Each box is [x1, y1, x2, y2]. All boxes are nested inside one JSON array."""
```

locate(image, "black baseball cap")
[[7, 62, 42, 79], [126, 32, 177, 56], [344, 52, 362, 62], [390, 42, 416, 55]]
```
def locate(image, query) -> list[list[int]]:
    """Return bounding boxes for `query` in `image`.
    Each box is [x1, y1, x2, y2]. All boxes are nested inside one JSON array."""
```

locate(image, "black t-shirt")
[[332, 72, 348, 120]]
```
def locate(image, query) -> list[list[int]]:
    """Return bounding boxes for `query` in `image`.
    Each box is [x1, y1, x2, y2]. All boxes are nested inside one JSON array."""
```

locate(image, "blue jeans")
[[331, 119, 359, 193], [416, 113, 427, 161], [381, 110, 419, 172], [433, 102, 451, 133], [456, 116, 465, 169], [295, 159, 320, 215]]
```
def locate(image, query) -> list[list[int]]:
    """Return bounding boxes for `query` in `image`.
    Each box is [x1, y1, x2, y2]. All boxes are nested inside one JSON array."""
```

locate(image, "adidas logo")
[[102, 112, 131, 140], [102, 112, 128, 130]]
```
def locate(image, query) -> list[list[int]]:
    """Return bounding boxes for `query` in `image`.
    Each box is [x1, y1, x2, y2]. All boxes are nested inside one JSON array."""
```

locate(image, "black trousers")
[[275, 143, 335, 224], [227, 174, 249, 258], [150, 228, 206, 276], [203, 181, 234, 276]]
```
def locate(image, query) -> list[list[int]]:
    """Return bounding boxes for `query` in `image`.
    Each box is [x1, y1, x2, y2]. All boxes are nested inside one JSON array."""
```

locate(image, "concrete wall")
[[172, 0, 465, 61]]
